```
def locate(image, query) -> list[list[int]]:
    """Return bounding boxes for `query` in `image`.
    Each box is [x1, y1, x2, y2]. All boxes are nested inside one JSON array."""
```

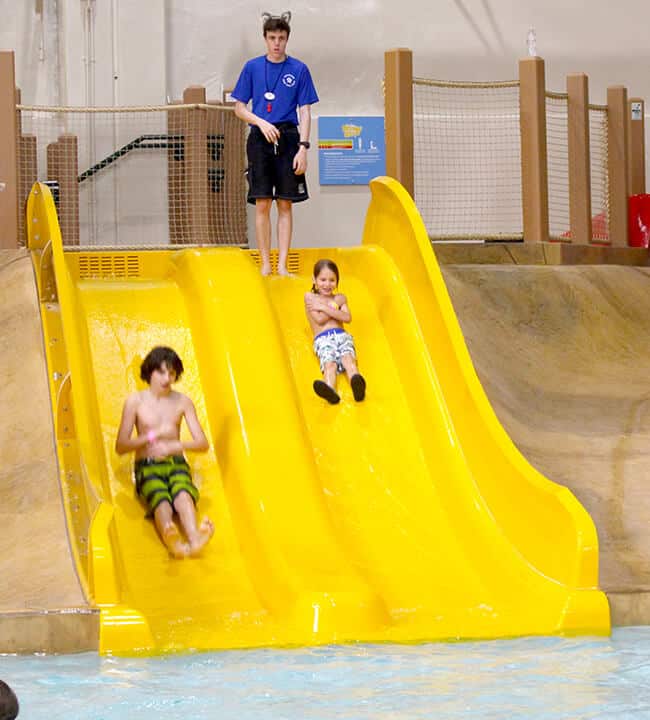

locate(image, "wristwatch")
[[298, 140, 311, 149]]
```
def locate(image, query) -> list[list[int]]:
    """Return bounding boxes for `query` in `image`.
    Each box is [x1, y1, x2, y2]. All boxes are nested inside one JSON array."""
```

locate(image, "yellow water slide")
[[26, 177, 609, 655]]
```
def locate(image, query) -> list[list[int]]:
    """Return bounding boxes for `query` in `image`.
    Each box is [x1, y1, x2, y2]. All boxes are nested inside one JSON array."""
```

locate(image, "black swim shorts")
[[134, 455, 199, 517], [246, 123, 309, 205]]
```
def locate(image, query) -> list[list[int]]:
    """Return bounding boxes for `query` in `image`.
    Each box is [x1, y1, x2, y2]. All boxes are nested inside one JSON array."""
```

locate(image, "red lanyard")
[[264, 57, 287, 113]]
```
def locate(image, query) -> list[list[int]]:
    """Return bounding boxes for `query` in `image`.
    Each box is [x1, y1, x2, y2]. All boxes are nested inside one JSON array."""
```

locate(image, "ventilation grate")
[[77, 254, 141, 280], [249, 250, 301, 275]]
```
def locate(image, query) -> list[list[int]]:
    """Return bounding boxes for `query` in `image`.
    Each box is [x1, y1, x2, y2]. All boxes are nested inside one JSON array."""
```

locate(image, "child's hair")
[[311, 258, 340, 293], [262, 12, 291, 36], [140, 346, 184, 383], [0, 680, 19, 720]]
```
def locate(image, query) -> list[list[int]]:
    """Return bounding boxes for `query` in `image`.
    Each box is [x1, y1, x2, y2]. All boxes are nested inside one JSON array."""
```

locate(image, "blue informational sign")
[[318, 116, 386, 185]]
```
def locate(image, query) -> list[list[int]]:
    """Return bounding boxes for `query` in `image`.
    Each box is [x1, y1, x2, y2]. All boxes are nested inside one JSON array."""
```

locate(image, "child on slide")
[[115, 346, 214, 559], [304, 259, 366, 404]]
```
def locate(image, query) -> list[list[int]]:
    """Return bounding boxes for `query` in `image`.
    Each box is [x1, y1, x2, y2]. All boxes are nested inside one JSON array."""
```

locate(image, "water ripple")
[[1, 628, 650, 719]]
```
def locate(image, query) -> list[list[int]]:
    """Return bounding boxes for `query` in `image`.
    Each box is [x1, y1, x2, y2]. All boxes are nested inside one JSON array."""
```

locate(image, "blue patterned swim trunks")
[[313, 327, 356, 373]]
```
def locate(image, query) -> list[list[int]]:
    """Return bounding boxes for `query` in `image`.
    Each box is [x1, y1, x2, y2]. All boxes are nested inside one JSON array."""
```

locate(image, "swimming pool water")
[[2, 627, 650, 719]]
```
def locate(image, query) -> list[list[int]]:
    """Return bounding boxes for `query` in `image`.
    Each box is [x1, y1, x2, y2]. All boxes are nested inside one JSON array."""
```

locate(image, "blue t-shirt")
[[231, 55, 319, 125]]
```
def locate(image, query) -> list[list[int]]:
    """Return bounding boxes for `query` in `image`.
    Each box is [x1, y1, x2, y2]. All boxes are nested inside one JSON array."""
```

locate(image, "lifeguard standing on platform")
[[232, 12, 319, 276]]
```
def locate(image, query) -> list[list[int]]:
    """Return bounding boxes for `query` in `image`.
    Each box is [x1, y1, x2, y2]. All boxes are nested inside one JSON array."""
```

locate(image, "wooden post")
[[0, 52, 18, 248], [607, 85, 629, 246], [18, 135, 37, 246], [207, 102, 247, 245], [167, 101, 185, 244], [566, 73, 592, 245], [519, 56, 549, 243], [206, 104, 224, 244], [183, 85, 209, 244], [15, 87, 38, 246], [222, 108, 247, 245], [384, 48, 414, 197], [57, 135, 80, 245], [47, 137, 81, 246], [628, 97, 646, 196]]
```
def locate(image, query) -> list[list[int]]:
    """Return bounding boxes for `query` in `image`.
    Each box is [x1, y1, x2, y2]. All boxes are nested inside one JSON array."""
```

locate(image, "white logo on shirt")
[[282, 73, 296, 88]]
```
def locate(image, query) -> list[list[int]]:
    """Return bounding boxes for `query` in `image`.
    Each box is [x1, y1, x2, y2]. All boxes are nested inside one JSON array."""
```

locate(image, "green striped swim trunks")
[[134, 455, 199, 516]]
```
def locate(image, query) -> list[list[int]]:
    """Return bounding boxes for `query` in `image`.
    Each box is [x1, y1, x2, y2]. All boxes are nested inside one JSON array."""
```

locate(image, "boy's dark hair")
[[311, 259, 339, 293], [140, 346, 184, 383], [262, 11, 291, 37], [0, 680, 19, 720]]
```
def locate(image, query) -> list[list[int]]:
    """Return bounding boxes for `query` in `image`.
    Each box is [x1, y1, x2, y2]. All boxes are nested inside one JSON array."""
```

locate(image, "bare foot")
[[161, 525, 190, 559], [260, 264, 273, 276], [189, 517, 215, 557], [277, 267, 295, 278]]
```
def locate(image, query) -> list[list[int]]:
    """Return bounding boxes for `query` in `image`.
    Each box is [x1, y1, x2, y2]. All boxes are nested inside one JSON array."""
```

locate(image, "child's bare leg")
[[153, 502, 190, 559], [313, 361, 340, 404], [341, 354, 366, 402], [341, 353, 359, 380], [324, 361, 338, 389], [255, 198, 273, 275], [276, 199, 294, 275], [173, 491, 214, 557]]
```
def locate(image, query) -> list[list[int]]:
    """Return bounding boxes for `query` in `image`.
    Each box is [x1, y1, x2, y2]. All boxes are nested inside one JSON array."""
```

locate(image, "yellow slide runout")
[[26, 178, 608, 655]]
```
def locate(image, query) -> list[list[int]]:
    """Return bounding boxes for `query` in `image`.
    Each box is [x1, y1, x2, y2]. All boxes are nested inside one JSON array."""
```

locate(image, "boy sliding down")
[[115, 346, 214, 559]]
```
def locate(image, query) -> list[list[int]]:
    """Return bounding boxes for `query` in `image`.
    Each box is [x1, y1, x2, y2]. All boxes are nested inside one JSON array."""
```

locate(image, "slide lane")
[[268, 243, 608, 639], [64, 270, 276, 652]]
